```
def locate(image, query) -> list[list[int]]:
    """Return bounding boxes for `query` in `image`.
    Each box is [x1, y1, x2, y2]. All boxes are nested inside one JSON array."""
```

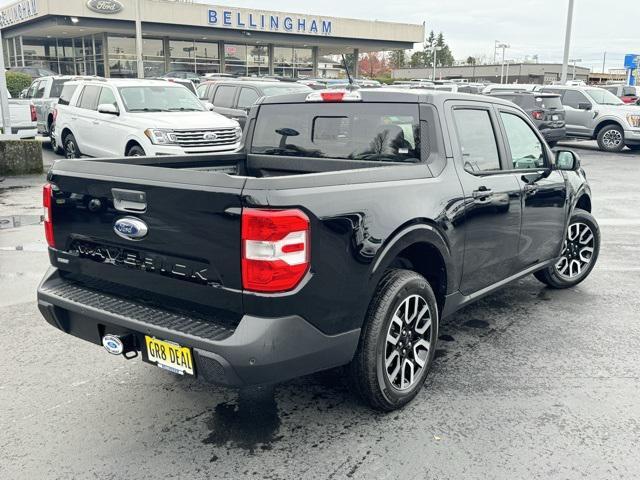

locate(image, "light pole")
[[432, 45, 442, 81], [569, 58, 582, 80], [496, 43, 510, 83], [0, 27, 12, 136], [494, 40, 500, 64], [560, 0, 575, 83]]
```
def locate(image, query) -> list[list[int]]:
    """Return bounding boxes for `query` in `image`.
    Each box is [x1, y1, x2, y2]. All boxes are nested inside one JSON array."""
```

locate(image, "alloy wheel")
[[65, 139, 78, 159], [602, 129, 622, 149], [384, 294, 432, 391], [554, 222, 595, 279]]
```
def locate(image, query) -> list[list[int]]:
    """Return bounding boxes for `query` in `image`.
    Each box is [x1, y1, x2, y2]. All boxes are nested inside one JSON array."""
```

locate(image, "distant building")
[[317, 56, 341, 78], [588, 70, 627, 85], [393, 63, 591, 85]]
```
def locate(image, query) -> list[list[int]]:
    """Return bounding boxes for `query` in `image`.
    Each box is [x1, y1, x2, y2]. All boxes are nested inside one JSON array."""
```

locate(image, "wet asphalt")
[[1, 141, 639, 479]]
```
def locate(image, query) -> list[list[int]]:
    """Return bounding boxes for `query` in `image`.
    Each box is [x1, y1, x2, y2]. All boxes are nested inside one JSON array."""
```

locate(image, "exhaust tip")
[[102, 334, 124, 355]]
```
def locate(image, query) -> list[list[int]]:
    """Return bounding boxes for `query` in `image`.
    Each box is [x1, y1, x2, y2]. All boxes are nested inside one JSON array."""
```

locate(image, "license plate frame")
[[145, 336, 195, 376]]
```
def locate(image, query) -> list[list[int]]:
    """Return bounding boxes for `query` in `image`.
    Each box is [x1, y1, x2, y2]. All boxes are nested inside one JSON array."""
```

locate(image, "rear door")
[[495, 106, 567, 267], [210, 84, 238, 119], [73, 84, 102, 156], [446, 101, 523, 295]]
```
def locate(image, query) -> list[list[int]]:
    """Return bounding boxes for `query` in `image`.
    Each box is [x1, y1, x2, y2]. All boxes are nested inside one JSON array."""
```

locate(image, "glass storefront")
[[224, 44, 269, 76], [4, 34, 315, 79]]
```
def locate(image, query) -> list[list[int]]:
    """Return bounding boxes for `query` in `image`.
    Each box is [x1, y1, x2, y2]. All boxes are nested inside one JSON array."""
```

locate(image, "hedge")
[[5, 71, 32, 98]]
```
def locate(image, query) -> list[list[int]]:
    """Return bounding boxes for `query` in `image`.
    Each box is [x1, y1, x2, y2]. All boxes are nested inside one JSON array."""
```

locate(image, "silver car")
[[539, 85, 640, 152]]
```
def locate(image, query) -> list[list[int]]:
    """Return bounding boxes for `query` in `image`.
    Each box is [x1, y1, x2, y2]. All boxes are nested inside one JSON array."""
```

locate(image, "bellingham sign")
[[0, 0, 38, 28], [208, 9, 332, 35]]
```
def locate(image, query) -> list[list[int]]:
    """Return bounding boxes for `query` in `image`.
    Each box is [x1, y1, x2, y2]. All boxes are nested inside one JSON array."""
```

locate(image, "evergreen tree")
[[435, 32, 454, 67], [390, 50, 408, 69]]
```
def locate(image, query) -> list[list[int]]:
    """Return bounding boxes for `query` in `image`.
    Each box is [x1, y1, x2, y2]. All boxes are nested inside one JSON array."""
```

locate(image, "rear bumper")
[[541, 127, 566, 143], [37, 268, 359, 387]]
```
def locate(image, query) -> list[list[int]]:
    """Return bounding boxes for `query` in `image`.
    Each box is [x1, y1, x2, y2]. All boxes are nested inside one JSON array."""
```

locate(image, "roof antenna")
[[341, 54, 355, 89]]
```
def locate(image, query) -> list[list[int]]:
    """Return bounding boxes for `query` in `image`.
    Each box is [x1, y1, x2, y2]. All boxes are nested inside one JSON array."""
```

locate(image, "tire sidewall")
[[597, 125, 624, 152], [127, 145, 146, 157], [64, 134, 79, 159], [374, 275, 439, 408]]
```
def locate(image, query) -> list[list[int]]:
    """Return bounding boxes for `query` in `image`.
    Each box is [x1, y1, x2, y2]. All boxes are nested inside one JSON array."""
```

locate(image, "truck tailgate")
[[47, 159, 247, 323]]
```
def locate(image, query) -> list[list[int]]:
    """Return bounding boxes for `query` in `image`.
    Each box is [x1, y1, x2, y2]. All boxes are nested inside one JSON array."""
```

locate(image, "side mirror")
[[555, 150, 581, 171], [577, 102, 592, 111], [97, 103, 119, 115], [205, 102, 215, 111]]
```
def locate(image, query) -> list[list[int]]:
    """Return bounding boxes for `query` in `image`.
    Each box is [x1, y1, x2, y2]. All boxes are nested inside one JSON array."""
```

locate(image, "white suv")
[[53, 79, 242, 158]]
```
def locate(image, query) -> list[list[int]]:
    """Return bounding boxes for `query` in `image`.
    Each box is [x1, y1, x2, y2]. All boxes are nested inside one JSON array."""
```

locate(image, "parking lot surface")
[[1, 142, 639, 479]]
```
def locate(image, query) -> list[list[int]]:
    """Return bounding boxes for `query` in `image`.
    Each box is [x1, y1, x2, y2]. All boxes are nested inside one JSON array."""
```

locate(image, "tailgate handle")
[[112, 188, 147, 213]]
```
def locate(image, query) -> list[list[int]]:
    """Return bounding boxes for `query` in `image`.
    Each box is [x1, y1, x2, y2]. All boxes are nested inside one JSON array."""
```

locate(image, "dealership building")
[[0, 0, 423, 78]]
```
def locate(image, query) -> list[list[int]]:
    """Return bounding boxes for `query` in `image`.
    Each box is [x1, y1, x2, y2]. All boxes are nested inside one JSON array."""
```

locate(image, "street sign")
[[624, 54, 638, 69]]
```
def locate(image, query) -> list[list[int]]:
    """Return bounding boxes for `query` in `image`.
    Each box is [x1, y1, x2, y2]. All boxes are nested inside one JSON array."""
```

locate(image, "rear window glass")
[[58, 84, 78, 106], [535, 96, 562, 109], [50, 80, 66, 98], [251, 103, 420, 163], [623, 87, 638, 96]]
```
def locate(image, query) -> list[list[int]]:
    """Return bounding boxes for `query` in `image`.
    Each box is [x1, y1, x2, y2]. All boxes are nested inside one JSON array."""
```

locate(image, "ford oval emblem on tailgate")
[[114, 217, 148, 240]]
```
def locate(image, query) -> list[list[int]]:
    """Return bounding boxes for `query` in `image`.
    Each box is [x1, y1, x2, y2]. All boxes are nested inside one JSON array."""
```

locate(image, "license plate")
[[145, 336, 194, 375], [552, 115, 559, 120]]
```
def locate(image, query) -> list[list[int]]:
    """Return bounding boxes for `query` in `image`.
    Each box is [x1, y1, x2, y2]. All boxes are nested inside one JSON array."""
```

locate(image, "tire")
[[63, 133, 81, 159], [126, 145, 146, 157], [534, 208, 600, 289], [49, 124, 62, 155], [596, 124, 625, 152], [349, 269, 439, 411]]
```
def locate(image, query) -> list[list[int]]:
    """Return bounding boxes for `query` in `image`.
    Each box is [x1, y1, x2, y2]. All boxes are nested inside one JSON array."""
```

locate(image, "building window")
[[108, 36, 137, 78], [194, 41, 220, 75], [273, 47, 312, 77], [224, 44, 268, 76], [169, 40, 220, 75], [57, 39, 75, 75], [142, 38, 165, 77]]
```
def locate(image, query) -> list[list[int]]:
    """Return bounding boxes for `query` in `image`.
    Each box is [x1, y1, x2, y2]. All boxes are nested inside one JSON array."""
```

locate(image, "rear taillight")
[[43, 184, 54, 248], [241, 208, 310, 292], [30, 104, 37, 122], [532, 110, 544, 120]]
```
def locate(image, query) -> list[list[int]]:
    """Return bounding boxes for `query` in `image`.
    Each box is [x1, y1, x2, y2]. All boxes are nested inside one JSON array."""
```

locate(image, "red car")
[[603, 85, 640, 104]]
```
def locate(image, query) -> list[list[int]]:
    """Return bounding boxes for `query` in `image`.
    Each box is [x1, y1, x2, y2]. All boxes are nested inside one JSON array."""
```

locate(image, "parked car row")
[[0, 89, 37, 138]]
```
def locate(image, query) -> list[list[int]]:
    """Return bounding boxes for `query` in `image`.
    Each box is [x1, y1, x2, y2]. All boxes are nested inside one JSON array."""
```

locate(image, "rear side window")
[[452, 108, 501, 172], [58, 84, 78, 106], [237, 88, 260, 108], [213, 85, 236, 108], [34, 81, 46, 98], [50, 80, 66, 98], [251, 103, 420, 163], [77, 85, 101, 110], [623, 87, 637, 96]]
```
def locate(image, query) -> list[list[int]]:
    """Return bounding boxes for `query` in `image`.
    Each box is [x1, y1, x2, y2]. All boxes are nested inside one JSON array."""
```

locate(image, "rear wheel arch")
[[371, 224, 453, 314]]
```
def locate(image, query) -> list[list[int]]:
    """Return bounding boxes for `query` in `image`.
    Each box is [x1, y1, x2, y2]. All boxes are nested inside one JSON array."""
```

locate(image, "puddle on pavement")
[[202, 385, 282, 456], [463, 319, 490, 329], [0, 215, 43, 229]]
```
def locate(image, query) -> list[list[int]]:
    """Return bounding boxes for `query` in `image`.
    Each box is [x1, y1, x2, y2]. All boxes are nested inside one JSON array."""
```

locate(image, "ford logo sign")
[[87, 0, 124, 14], [114, 217, 148, 240], [203, 132, 218, 141]]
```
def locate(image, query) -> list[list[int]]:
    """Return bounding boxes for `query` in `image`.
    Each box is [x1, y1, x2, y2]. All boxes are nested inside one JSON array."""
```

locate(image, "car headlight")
[[234, 125, 242, 139], [144, 129, 177, 145], [627, 115, 640, 128]]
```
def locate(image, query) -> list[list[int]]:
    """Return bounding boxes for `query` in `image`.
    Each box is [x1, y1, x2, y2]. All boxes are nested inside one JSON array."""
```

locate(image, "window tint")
[[536, 96, 562, 110], [58, 84, 78, 106], [212, 85, 236, 108], [34, 81, 46, 98], [50, 80, 67, 98], [500, 112, 545, 169], [251, 103, 420, 163], [452, 109, 501, 172], [98, 87, 117, 108], [78, 85, 101, 110], [25, 81, 39, 99], [561, 90, 589, 109], [237, 88, 260, 108], [622, 87, 637, 96]]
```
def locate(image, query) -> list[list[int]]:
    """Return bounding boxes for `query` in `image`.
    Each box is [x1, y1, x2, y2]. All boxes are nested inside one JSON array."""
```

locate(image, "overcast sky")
[[0, 0, 634, 71]]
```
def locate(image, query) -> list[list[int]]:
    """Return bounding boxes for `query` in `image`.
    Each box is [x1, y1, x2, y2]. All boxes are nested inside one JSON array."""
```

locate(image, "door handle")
[[523, 184, 538, 195], [70, 116, 78, 120], [472, 187, 493, 199]]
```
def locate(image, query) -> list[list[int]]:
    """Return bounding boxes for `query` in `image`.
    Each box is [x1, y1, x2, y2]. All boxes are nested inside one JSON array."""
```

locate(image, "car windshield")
[[117, 85, 205, 112], [584, 88, 624, 105], [261, 85, 312, 96]]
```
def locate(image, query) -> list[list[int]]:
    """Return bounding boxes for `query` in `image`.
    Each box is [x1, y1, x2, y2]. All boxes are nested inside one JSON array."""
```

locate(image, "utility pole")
[[497, 43, 509, 83], [569, 58, 582, 80], [0, 27, 12, 136], [494, 40, 500, 64], [602, 51, 606, 74], [135, 0, 144, 78], [560, 0, 575, 84], [432, 45, 442, 81]]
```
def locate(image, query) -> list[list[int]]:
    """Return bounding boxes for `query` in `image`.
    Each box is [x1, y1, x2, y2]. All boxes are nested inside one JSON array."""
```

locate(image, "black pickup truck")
[[37, 88, 600, 411]]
